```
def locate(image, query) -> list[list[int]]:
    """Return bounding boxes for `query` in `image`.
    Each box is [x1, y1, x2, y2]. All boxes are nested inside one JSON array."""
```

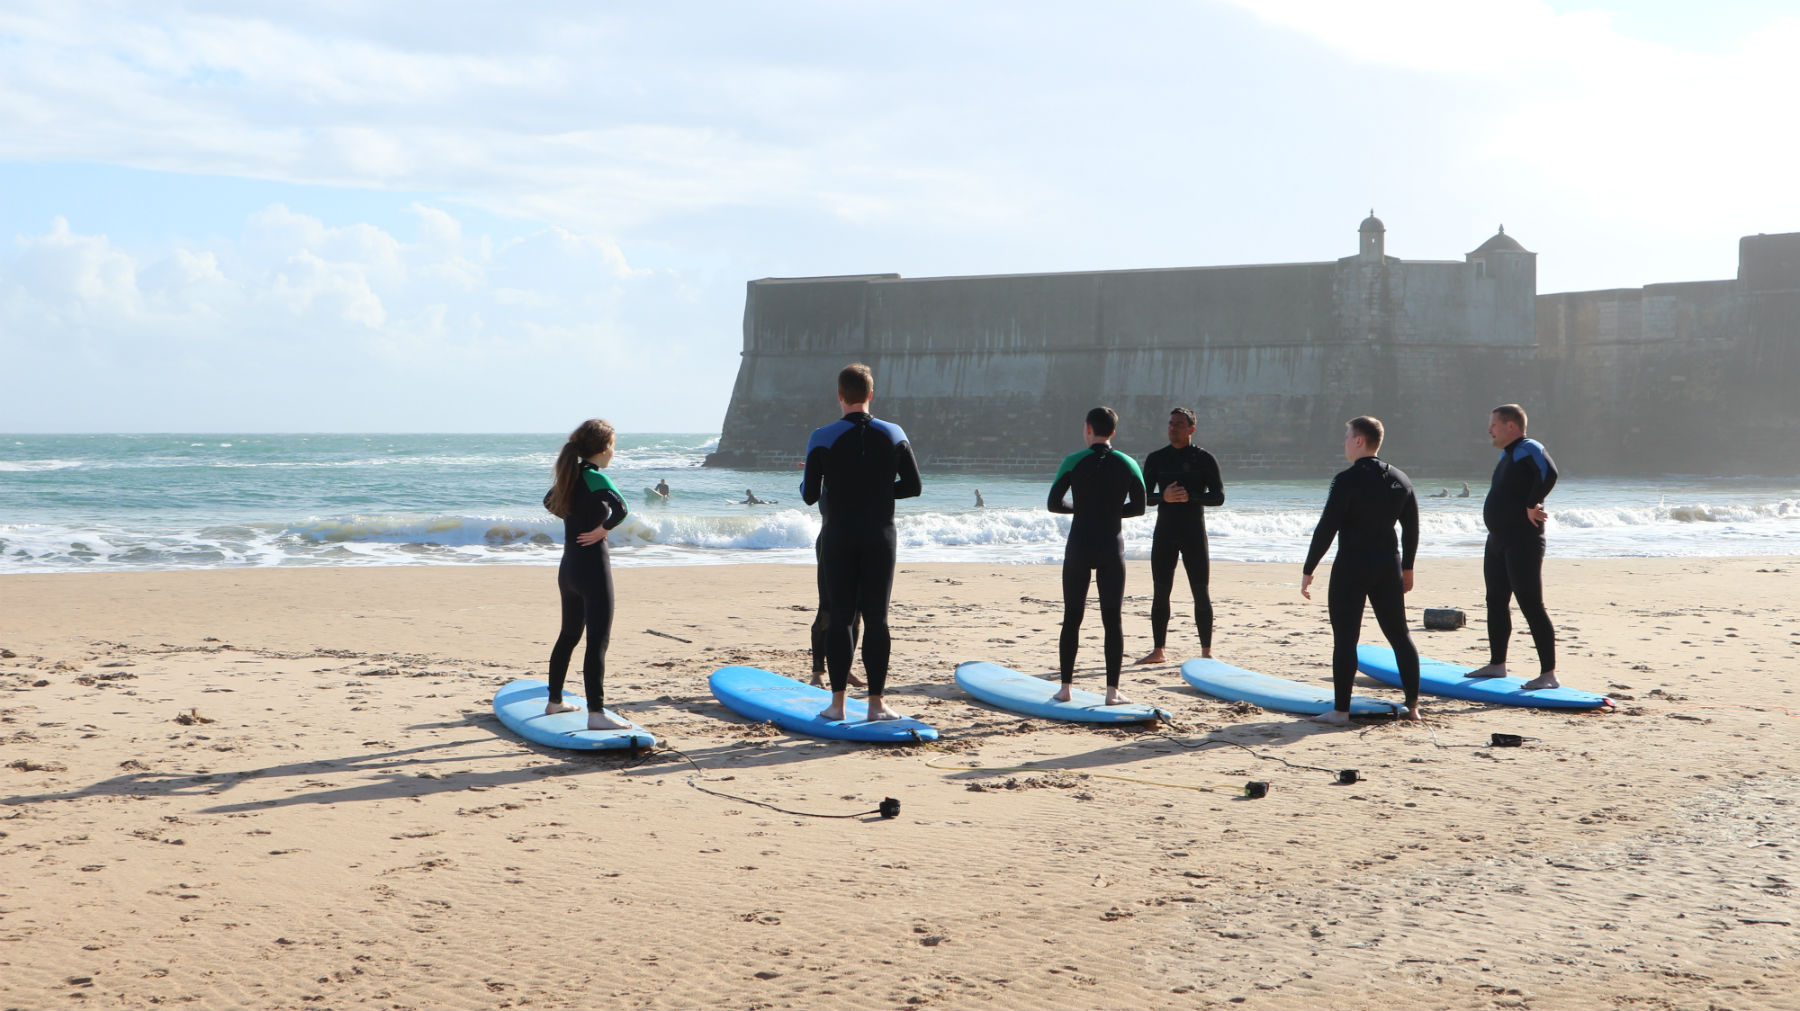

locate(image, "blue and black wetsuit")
[[1142, 444, 1225, 652], [800, 412, 923, 695], [1048, 444, 1147, 687], [544, 463, 628, 709], [1303, 456, 1421, 712], [1484, 436, 1559, 675]]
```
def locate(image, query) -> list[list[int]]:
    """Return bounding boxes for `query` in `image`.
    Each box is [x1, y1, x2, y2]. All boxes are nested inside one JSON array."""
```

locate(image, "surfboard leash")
[[923, 754, 1253, 796], [657, 744, 900, 820]]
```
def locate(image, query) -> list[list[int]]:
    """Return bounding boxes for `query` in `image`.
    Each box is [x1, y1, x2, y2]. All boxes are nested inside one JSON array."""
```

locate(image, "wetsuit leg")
[[810, 537, 859, 675], [823, 533, 859, 694], [1483, 536, 1514, 665], [1096, 539, 1126, 688], [853, 527, 897, 697], [1059, 546, 1094, 683], [1181, 527, 1214, 652], [546, 567, 585, 704], [1148, 530, 1178, 650], [577, 553, 615, 711], [1503, 537, 1555, 674], [1326, 563, 1370, 712], [1365, 561, 1420, 710]]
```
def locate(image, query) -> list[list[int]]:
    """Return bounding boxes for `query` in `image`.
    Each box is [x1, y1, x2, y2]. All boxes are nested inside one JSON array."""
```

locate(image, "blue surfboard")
[[707, 666, 938, 743], [1356, 645, 1610, 709], [492, 679, 656, 750], [954, 661, 1168, 723], [1180, 658, 1404, 715]]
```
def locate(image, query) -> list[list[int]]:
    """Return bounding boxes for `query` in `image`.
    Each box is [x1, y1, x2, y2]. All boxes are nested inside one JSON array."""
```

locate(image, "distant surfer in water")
[[974, 488, 985, 508], [1458, 481, 1471, 498], [654, 478, 671, 499], [801, 362, 922, 721], [541, 419, 633, 731], [741, 488, 770, 505], [1048, 406, 1146, 705], [1430, 487, 1450, 498], [1300, 416, 1422, 725], [1469, 404, 1560, 690]]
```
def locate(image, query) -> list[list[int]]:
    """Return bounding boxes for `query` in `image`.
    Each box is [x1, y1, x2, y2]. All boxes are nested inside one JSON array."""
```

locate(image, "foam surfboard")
[[492, 679, 656, 751], [954, 661, 1168, 723], [1180, 657, 1404, 715], [708, 665, 938, 743], [1357, 645, 1610, 709]]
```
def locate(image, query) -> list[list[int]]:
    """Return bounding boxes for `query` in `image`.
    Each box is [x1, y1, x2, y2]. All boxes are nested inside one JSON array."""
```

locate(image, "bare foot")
[[1201, 648, 1213, 659], [848, 672, 867, 688], [1401, 706, 1423, 723], [817, 704, 847, 722], [808, 671, 825, 687], [1103, 690, 1133, 706], [1520, 672, 1561, 691], [586, 710, 633, 731], [543, 701, 580, 716], [1135, 648, 1165, 665], [1468, 663, 1508, 679], [1052, 683, 1074, 703], [1309, 710, 1351, 726], [865, 698, 906, 721]]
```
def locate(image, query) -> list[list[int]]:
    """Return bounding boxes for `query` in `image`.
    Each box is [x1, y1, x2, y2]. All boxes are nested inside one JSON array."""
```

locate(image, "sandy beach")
[[2, 557, 1796, 1009]]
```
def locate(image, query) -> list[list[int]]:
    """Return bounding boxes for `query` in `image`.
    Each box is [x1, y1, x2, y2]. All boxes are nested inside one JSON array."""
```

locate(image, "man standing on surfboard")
[[1469, 404, 1561, 690], [1136, 406, 1225, 666], [1300, 416, 1422, 724], [800, 362, 923, 722], [1048, 406, 1147, 705]]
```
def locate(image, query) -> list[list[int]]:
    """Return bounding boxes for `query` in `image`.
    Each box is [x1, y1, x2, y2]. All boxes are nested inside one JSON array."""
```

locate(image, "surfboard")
[[954, 661, 1168, 723], [643, 487, 669, 504], [707, 666, 938, 743], [492, 679, 656, 750], [1179, 657, 1404, 715], [1356, 645, 1610, 709]]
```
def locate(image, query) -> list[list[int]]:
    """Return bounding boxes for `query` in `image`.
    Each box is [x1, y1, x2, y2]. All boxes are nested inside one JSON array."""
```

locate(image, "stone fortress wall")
[[708, 216, 1800, 477]]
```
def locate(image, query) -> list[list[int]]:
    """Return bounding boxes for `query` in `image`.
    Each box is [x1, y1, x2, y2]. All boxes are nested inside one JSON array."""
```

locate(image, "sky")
[[3, 0, 1798, 433]]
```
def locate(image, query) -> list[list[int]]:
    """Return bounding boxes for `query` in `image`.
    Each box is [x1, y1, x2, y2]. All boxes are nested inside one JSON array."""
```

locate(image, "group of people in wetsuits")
[[538, 362, 1561, 729]]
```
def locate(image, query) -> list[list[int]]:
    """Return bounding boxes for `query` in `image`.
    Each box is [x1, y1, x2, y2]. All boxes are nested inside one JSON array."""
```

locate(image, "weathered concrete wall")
[[714, 248, 1540, 474], [714, 229, 1799, 477]]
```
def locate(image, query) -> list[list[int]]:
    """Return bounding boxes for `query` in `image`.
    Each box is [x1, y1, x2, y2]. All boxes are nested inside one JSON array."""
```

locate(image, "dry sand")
[[2, 557, 1796, 1009]]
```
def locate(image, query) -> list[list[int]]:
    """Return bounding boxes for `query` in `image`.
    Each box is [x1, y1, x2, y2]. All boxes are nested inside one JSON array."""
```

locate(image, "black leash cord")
[[657, 745, 888, 820]]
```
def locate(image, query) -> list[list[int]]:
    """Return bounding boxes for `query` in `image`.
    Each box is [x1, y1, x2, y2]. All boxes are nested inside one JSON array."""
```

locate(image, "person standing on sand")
[[1135, 406, 1224, 666], [1048, 406, 1146, 705], [1469, 404, 1561, 690], [801, 363, 922, 721], [1300, 416, 1422, 725], [541, 419, 633, 730]]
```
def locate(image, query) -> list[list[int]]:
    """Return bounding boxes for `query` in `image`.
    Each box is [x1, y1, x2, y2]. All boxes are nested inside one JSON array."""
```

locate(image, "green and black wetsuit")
[[544, 463, 628, 708], [1048, 443, 1147, 687]]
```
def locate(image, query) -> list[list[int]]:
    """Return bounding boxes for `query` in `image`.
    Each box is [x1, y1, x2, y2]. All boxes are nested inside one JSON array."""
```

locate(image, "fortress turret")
[[1358, 210, 1386, 261]]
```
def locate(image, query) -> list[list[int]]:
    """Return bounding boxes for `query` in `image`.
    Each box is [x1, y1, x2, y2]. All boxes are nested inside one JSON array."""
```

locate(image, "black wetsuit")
[[1141, 444, 1225, 652], [1303, 456, 1421, 712], [544, 463, 628, 709], [1484, 436, 1559, 674], [1048, 444, 1147, 687], [810, 533, 860, 675], [800, 412, 923, 695]]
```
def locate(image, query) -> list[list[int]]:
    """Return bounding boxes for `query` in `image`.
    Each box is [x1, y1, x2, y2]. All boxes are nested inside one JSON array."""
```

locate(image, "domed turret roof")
[[1471, 225, 1527, 253], [1359, 209, 1385, 233]]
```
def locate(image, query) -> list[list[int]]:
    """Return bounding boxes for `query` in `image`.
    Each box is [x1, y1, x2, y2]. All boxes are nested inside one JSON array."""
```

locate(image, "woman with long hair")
[[542, 419, 631, 730]]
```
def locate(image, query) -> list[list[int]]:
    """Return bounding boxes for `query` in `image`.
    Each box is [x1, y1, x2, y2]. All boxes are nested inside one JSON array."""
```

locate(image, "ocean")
[[2, 433, 1797, 573]]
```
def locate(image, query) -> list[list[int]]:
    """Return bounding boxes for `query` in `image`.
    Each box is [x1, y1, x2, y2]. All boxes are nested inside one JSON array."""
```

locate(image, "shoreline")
[[3, 558, 1796, 1009]]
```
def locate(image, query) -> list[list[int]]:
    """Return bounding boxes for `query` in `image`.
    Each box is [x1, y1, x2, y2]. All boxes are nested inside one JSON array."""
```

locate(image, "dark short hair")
[[838, 363, 873, 403], [1169, 407, 1197, 427], [1491, 403, 1527, 431], [1086, 406, 1118, 438], [1347, 415, 1384, 452]]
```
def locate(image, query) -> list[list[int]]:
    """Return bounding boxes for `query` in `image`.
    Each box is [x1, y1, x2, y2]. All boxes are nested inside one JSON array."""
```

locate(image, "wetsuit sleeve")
[[1302, 474, 1347, 575], [1118, 452, 1147, 519], [801, 445, 828, 505], [1524, 441, 1558, 504], [1399, 482, 1419, 570], [1142, 449, 1165, 507], [583, 468, 629, 530], [893, 439, 922, 500], [1047, 451, 1083, 514], [1195, 451, 1225, 508]]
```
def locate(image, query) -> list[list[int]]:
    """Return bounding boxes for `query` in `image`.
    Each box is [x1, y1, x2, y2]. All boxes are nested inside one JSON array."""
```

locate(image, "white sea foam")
[[0, 459, 83, 472]]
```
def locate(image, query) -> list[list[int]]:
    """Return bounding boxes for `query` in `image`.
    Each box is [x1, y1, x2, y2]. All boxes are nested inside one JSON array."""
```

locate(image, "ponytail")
[[545, 419, 615, 518]]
